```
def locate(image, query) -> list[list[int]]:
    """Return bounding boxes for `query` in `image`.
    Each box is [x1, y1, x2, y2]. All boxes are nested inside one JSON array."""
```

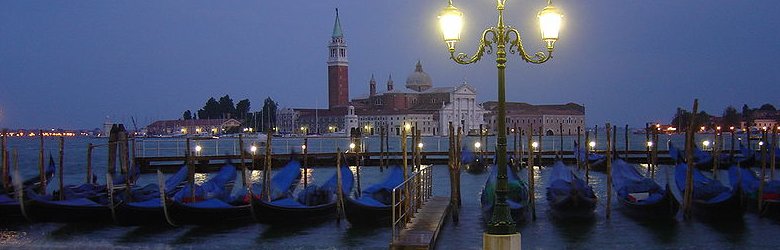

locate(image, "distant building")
[[482, 102, 586, 135], [276, 11, 488, 137], [146, 119, 241, 136]]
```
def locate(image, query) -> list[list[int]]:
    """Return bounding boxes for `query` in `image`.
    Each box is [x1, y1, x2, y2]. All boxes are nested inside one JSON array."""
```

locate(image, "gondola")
[[462, 146, 488, 174], [546, 161, 597, 219], [168, 164, 249, 225], [0, 156, 57, 221], [114, 165, 190, 226], [674, 163, 743, 218], [252, 163, 354, 224], [730, 166, 780, 217], [481, 163, 529, 223], [668, 142, 729, 170], [25, 163, 139, 224], [344, 165, 404, 226], [166, 160, 302, 225], [574, 141, 606, 171], [611, 159, 679, 219]]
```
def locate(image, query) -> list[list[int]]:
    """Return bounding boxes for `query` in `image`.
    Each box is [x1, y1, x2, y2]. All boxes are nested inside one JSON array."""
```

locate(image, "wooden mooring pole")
[[448, 122, 459, 223], [380, 126, 385, 171], [38, 130, 45, 194], [606, 123, 613, 219], [527, 129, 536, 220], [264, 131, 272, 201], [645, 123, 651, 175], [577, 126, 582, 170], [624, 124, 629, 159], [683, 99, 699, 220], [58, 136, 64, 201], [1, 129, 7, 191], [239, 134, 247, 188], [303, 137, 309, 188], [585, 131, 591, 182], [86, 143, 93, 184], [772, 127, 777, 180], [652, 127, 659, 179], [759, 130, 768, 210], [456, 127, 462, 207]]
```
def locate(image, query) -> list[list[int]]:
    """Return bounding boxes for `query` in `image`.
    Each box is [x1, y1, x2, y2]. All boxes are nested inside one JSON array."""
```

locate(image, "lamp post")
[[438, 0, 562, 238]]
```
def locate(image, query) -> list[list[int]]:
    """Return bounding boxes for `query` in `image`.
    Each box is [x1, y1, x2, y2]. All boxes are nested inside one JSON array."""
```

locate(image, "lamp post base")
[[483, 232, 521, 250]]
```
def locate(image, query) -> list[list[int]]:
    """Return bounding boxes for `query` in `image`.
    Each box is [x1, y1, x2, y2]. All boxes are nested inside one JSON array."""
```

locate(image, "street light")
[[474, 141, 482, 150], [588, 141, 596, 149], [647, 141, 653, 147], [702, 140, 710, 151], [418, 142, 424, 149], [195, 145, 202, 156], [438, 0, 562, 236]]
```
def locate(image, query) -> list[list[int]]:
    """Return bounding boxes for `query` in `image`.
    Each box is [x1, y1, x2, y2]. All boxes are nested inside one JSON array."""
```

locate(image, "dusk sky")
[[1, 1, 779, 129]]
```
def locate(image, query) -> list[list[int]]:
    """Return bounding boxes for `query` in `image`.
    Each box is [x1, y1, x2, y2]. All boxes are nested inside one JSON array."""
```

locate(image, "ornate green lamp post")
[[437, 0, 563, 239]]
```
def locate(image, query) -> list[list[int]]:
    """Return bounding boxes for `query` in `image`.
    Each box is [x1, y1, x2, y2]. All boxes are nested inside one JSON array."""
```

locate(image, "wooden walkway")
[[390, 196, 451, 250]]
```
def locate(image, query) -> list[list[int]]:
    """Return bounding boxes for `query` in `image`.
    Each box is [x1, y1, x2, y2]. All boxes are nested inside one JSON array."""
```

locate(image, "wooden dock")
[[135, 149, 691, 173], [390, 196, 451, 250]]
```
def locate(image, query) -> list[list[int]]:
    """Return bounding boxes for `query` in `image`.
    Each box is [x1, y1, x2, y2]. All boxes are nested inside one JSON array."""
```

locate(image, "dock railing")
[[391, 165, 433, 241]]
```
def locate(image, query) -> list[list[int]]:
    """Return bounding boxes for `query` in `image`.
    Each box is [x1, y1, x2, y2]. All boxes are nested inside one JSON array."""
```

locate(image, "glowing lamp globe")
[[538, 3, 563, 50], [438, 1, 464, 49]]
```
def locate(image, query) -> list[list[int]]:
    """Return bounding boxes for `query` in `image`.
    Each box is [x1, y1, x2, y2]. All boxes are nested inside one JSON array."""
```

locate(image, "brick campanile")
[[327, 9, 349, 109]]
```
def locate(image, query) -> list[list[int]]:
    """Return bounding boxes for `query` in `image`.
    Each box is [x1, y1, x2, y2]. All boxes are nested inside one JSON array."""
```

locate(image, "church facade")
[[276, 11, 585, 137], [276, 11, 488, 137]]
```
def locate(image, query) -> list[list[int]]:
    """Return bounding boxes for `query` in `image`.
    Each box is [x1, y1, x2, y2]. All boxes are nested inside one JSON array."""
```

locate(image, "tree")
[[182, 110, 192, 120], [197, 97, 220, 119], [721, 106, 741, 128], [759, 103, 776, 111], [670, 108, 712, 131], [236, 99, 251, 121], [218, 95, 236, 119], [261, 97, 278, 132]]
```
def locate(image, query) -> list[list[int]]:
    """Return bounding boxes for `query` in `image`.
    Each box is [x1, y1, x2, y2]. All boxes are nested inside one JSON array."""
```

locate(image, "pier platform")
[[390, 196, 451, 250], [134, 150, 689, 173]]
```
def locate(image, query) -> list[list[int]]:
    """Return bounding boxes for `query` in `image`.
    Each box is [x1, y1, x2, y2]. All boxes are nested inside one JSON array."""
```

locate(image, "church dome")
[[405, 61, 432, 92]]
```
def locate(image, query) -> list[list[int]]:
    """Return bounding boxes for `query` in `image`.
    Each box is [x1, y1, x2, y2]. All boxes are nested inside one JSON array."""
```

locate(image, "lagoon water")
[[1, 135, 778, 249]]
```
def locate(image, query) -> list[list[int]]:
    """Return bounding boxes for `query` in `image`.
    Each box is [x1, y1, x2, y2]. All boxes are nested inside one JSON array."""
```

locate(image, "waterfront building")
[[146, 118, 241, 136], [483, 102, 586, 135], [276, 11, 488, 137]]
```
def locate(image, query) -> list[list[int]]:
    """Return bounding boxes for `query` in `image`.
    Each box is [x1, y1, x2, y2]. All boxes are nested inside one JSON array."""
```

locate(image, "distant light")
[[730, 126, 735, 130], [759, 141, 765, 146], [532, 142, 539, 148], [588, 141, 596, 148], [716, 126, 721, 131], [301, 144, 307, 150], [349, 142, 356, 149], [702, 140, 710, 147], [763, 126, 768, 131], [195, 145, 202, 152], [250, 145, 257, 153], [404, 124, 411, 130], [700, 126, 706, 131], [647, 141, 653, 147], [475, 142, 481, 149], [418, 142, 424, 149]]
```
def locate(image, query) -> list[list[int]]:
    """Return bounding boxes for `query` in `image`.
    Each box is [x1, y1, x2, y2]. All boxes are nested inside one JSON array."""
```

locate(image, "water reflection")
[[633, 217, 679, 244], [550, 216, 596, 244]]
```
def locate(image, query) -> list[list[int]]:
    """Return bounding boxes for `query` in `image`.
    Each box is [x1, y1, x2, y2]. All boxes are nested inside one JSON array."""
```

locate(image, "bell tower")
[[328, 9, 349, 109]]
